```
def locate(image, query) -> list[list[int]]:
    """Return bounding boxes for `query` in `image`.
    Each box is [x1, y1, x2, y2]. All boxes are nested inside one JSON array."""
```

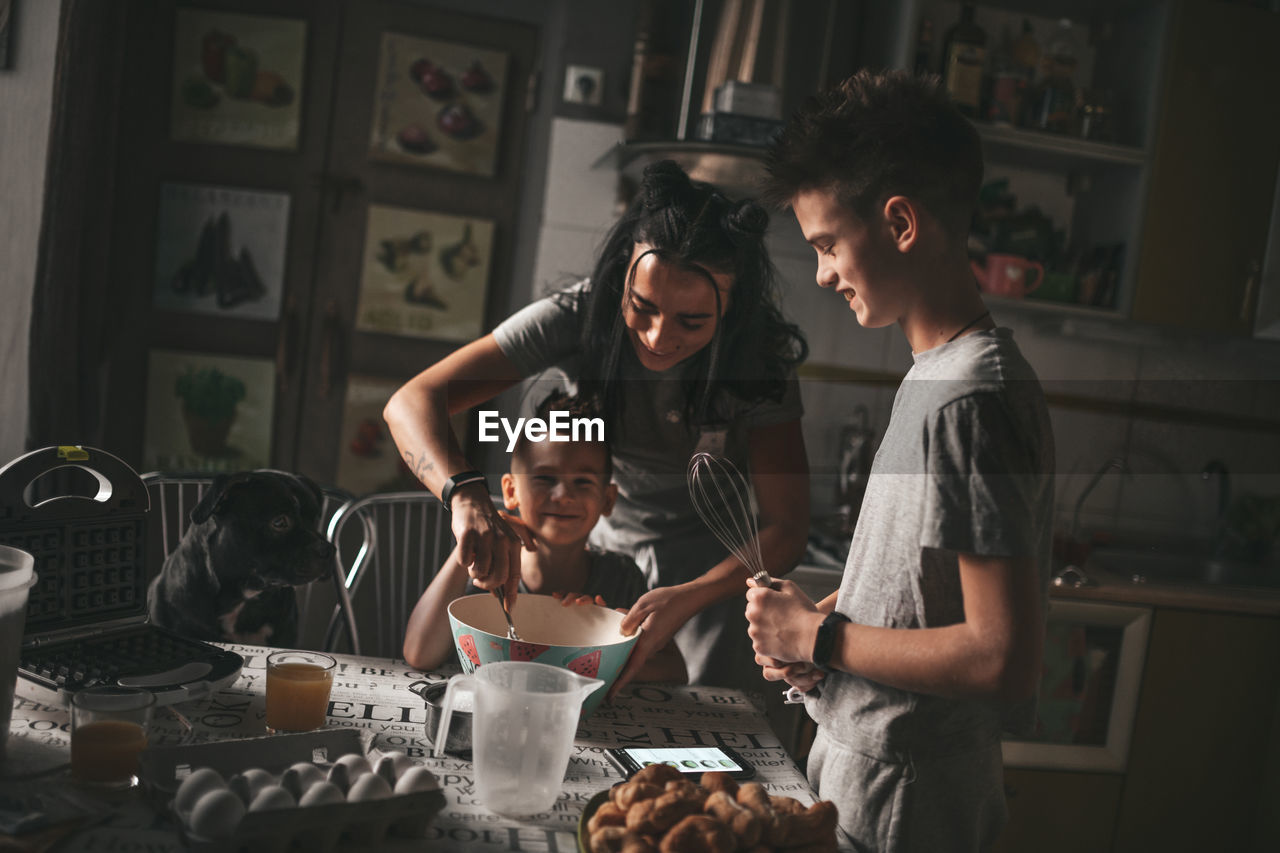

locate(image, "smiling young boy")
[[403, 391, 686, 682], [745, 71, 1055, 851]]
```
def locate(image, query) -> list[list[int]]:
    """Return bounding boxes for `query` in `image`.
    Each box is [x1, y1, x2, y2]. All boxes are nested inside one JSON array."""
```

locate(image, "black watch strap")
[[812, 611, 850, 671], [441, 470, 488, 511]]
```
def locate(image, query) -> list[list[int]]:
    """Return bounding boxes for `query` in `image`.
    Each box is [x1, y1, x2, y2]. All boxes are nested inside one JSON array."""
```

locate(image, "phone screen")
[[613, 746, 751, 777]]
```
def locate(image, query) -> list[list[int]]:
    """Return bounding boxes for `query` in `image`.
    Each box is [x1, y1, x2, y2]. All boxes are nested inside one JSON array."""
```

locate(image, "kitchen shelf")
[[592, 140, 769, 196], [975, 122, 1148, 168]]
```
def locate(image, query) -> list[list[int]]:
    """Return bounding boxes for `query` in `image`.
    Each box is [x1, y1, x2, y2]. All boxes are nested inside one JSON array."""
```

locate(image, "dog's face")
[[191, 470, 335, 592]]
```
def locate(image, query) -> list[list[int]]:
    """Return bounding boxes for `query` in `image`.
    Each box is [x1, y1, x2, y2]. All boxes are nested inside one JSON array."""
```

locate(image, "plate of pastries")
[[579, 763, 839, 852]]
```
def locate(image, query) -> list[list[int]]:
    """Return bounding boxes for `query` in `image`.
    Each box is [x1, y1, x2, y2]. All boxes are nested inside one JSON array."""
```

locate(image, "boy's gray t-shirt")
[[809, 328, 1054, 756], [492, 281, 803, 564]]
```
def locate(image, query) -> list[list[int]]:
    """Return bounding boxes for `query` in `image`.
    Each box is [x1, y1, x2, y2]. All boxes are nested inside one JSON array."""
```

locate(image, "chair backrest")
[[324, 491, 454, 660], [140, 471, 359, 654]]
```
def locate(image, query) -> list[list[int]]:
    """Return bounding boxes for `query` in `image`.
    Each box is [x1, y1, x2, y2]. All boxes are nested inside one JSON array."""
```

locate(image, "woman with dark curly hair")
[[385, 160, 810, 693]]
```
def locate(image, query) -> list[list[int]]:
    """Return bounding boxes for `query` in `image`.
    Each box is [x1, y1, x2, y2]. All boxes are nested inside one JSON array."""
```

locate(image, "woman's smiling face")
[[621, 245, 733, 372]]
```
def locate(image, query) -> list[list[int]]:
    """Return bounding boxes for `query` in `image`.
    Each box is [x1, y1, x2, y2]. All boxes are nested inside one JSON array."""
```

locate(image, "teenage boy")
[[403, 391, 686, 683], [745, 70, 1055, 851]]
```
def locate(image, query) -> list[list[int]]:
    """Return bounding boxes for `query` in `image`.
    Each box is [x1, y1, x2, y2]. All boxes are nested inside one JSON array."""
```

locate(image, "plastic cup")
[[71, 686, 155, 787], [265, 651, 336, 734], [0, 545, 37, 762]]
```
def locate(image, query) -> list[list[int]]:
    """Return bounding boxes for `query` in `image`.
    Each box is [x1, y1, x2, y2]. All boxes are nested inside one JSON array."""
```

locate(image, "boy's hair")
[[510, 390, 612, 481], [763, 70, 983, 237]]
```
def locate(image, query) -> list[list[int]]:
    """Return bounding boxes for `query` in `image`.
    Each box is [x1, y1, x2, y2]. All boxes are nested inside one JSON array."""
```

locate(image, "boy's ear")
[[500, 472, 519, 510], [600, 482, 618, 517], [882, 195, 919, 253]]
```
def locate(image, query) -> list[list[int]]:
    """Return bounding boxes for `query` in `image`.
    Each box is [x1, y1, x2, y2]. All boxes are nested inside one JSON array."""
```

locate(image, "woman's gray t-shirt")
[[809, 328, 1055, 756], [492, 281, 803, 566]]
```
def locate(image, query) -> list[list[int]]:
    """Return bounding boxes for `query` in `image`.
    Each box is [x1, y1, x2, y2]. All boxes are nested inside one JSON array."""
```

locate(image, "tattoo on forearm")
[[403, 450, 435, 481]]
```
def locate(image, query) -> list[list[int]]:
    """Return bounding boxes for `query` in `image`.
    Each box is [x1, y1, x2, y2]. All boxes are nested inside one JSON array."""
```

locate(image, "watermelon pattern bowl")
[[446, 593, 640, 719]]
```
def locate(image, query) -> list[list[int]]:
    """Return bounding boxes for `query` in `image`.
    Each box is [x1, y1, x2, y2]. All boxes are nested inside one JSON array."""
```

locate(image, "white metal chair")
[[140, 471, 361, 654], [324, 491, 455, 660]]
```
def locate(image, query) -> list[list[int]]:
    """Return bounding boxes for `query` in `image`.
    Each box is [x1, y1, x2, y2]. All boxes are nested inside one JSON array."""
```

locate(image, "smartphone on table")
[[605, 746, 755, 781]]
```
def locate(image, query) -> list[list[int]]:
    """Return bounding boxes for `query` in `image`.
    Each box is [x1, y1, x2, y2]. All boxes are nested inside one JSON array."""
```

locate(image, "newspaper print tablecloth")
[[4, 643, 820, 851]]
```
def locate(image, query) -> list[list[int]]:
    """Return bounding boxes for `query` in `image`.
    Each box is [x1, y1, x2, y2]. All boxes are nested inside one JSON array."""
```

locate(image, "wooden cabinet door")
[[290, 2, 540, 484], [1112, 609, 1280, 852], [993, 768, 1123, 853], [1132, 1, 1280, 334]]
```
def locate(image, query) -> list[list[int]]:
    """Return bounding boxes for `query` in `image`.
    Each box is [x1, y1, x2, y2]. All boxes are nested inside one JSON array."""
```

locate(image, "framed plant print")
[[170, 8, 306, 150], [143, 350, 275, 472], [369, 31, 507, 177], [354, 204, 494, 342], [152, 182, 290, 320]]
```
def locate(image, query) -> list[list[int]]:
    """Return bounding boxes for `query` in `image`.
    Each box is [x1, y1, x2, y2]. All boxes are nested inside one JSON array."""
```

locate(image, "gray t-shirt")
[[492, 281, 804, 576], [810, 328, 1055, 756], [464, 546, 648, 609]]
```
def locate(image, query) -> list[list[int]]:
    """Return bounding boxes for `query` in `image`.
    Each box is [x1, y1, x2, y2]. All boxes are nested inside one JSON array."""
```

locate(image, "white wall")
[[0, 0, 60, 461]]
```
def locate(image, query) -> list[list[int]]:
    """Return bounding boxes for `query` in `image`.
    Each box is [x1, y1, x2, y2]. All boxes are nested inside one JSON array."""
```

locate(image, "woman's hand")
[[744, 579, 823, 665], [450, 485, 535, 606], [609, 584, 697, 701]]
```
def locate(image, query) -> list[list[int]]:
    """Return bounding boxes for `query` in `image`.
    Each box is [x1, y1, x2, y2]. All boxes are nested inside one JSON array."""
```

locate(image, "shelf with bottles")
[[914, 0, 1170, 154]]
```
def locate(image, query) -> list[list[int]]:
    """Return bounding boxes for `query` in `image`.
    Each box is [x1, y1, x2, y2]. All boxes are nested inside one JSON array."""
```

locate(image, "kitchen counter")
[[792, 560, 1280, 618]]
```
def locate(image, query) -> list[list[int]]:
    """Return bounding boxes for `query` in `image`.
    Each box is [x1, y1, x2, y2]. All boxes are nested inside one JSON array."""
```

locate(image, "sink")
[[1088, 546, 1280, 589]]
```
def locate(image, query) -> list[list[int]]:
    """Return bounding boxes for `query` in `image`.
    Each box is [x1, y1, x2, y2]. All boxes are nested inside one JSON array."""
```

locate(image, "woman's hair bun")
[[640, 160, 697, 211], [725, 198, 769, 240]]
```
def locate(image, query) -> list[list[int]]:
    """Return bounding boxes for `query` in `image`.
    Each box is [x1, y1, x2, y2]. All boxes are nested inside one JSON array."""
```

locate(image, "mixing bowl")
[[446, 594, 640, 719]]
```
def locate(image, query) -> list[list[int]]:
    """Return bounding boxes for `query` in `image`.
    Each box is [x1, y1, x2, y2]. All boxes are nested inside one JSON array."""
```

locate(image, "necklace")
[[946, 310, 991, 343]]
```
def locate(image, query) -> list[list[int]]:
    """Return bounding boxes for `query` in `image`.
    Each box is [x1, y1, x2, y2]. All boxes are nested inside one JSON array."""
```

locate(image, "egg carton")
[[139, 729, 446, 853]]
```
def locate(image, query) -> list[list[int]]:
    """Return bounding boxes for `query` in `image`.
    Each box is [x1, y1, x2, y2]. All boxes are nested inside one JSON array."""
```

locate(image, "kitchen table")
[[2, 642, 835, 851]]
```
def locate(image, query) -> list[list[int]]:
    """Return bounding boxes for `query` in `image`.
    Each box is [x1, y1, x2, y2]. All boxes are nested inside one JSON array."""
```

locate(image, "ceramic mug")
[[972, 254, 1045, 298]]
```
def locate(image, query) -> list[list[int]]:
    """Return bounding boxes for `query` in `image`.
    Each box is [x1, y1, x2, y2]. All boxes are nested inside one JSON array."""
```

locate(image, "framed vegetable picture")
[[170, 9, 306, 150], [335, 376, 425, 496], [369, 31, 507, 177], [143, 350, 275, 472], [152, 182, 290, 320], [354, 204, 494, 342]]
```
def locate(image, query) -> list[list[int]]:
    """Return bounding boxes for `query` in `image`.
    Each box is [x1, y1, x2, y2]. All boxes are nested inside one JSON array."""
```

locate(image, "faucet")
[[1069, 455, 1128, 547]]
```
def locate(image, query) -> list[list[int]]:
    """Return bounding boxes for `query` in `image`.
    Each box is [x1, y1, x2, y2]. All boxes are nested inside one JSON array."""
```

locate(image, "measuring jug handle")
[[434, 673, 475, 758]]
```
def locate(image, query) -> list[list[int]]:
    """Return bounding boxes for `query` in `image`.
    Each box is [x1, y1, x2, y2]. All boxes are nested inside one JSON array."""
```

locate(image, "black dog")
[[147, 470, 336, 647]]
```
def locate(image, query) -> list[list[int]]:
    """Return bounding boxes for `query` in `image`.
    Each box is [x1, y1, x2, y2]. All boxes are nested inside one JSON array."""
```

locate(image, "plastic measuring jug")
[[0, 545, 37, 761], [434, 661, 602, 816]]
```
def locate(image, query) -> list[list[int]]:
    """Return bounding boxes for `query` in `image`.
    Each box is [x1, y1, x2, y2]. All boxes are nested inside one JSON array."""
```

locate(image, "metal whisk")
[[687, 452, 773, 588]]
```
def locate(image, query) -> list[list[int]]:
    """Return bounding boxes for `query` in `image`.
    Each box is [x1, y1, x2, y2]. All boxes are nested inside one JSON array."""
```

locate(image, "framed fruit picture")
[[368, 31, 507, 177], [170, 9, 306, 150], [353, 204, 494, 342]]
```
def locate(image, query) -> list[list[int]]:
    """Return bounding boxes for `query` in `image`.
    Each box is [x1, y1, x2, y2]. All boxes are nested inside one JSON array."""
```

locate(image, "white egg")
[[326, 762, 351, 793], [228, 767, 275, 805], [175, 767, 227, 817], [333, 753, 372, 777], [280, 763, 325, 799], [188, 788, 245, 840], [299, 780, 346, 807], [373, 754, 407, 787], [248, 785, 297, 812], [346, 772, 393, 802], [393, 766, 440, 795]]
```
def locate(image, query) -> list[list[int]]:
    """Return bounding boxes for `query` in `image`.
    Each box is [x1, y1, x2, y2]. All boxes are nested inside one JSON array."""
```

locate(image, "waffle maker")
[[1, 445, 242, 707]]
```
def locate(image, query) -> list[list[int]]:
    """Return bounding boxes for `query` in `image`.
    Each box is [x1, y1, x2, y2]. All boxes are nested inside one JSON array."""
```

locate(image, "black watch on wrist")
[[812, 611, 850, 672], [441, 470, 488, 512]]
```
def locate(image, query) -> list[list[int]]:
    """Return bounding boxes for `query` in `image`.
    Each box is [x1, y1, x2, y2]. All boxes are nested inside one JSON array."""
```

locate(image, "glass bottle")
[[1029, 19, 1080, 134], [941, 2, 986, 117]]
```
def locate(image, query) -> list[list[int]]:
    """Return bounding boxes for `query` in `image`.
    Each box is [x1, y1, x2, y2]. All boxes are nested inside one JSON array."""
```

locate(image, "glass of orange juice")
[[265, 651, 336, 734], [71, 686, 155, 788]]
